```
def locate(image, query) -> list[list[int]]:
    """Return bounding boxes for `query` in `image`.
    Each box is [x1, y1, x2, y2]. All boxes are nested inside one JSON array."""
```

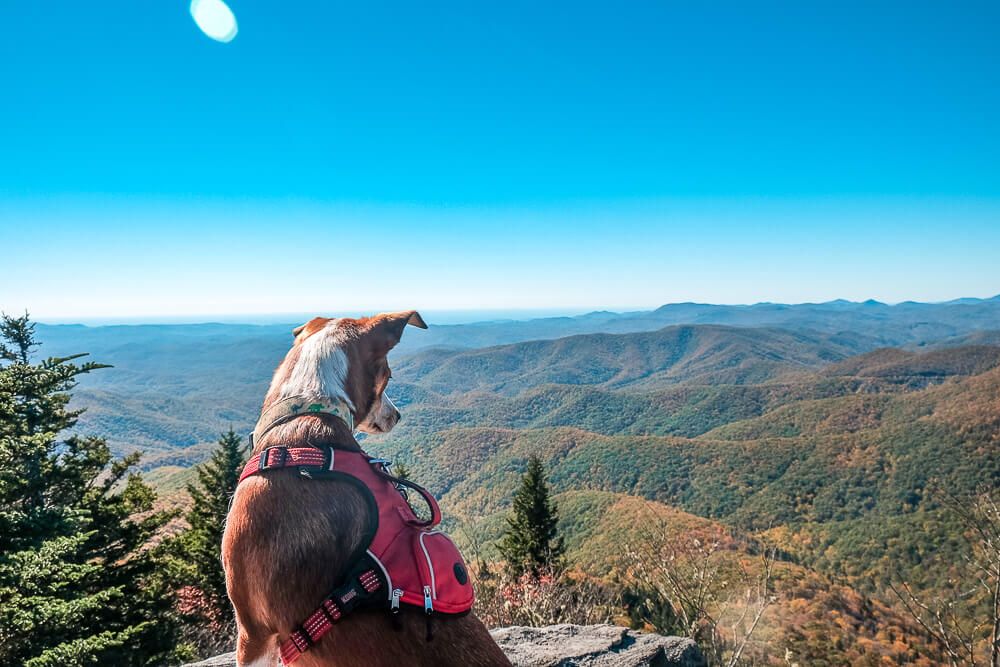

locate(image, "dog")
[[222, 311, 512, 667]]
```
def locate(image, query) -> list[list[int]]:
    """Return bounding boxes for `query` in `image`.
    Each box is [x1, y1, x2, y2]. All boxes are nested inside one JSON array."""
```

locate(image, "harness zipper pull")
[[389, 588, 404, 632], [423, 585, 435, 641], [391, 588, 403, 614], [423, 585, 434, 614]]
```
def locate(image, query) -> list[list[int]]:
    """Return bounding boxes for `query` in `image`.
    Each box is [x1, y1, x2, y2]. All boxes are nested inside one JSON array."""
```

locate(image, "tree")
[[0, 313, 186, 666], [622, 522, 777, 667], [890, 486, 1000, 667], [170, 429, 246, 651], [498, 455, 565, 577], [392, 461, 410, 480]]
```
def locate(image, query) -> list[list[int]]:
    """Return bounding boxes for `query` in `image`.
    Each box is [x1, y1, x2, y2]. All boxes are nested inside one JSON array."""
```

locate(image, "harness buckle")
[[368, 457, 392, 472], [259, 446, 287, 472], [299, 446, 334, 479]]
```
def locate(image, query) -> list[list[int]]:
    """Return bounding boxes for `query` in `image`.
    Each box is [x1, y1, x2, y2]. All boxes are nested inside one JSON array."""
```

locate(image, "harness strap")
[[279, 566, 384, 665], [239, 446, 442, 528], [371, 466, 443, 528], [239, 446, 331, 483]]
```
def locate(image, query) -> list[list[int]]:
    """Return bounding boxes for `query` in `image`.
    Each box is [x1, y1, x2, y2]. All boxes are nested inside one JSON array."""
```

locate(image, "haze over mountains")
[[30, 295, 1000, 663], [37, 293, 1000, 357], [394, 294, 1000, 351], [34, 296, 1000, 455]]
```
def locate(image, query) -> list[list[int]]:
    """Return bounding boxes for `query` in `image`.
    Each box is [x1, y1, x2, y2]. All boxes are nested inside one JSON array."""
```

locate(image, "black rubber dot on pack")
[[453, 562, 468, 585]]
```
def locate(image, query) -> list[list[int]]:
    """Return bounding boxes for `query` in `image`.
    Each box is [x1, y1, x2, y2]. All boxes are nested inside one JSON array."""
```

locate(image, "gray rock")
[[490, 624, 705, 667], [183, 655, 236, 667], [181, 624, 704, 667]]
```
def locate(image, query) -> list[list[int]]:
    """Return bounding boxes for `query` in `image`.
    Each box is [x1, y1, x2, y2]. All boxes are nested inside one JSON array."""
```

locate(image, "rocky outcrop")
[[492, 624, 705, 666], [183, 656, 236, 667], [182, 624, 704, 667]]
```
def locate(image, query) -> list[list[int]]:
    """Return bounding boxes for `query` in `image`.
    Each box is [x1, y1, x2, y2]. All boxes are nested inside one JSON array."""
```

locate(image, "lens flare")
[[190, 0, 238, 43]]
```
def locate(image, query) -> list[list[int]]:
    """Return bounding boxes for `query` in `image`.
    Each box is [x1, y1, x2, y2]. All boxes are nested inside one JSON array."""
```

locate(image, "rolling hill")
[[393, 324, 868, 395], [551, 491, 942, 666], [371, 342, 1000, 603], [33, 296, 1000, 454], [38, 321, 872, 454]]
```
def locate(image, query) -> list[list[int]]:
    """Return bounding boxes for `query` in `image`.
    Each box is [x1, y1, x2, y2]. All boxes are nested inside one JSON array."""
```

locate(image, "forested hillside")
[[371, 337, 1000, 663], [373, 346, 1000, 576], [393, 324, 867, 394]]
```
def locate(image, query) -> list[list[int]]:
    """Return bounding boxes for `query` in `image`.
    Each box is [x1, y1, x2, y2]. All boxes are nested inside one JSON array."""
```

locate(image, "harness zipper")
[[423, 585, 434, 614], [390, 588, 403, 613], [423, 585, 435, 641], [418, 531, 440, 599]]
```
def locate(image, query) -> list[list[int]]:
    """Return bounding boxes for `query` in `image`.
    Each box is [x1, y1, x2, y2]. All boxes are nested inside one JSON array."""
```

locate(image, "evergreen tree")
[[498, 455, 565, 577], [0, 313, 186, 666], [392, 461, 410, 480], [171, 429, 246, 641]]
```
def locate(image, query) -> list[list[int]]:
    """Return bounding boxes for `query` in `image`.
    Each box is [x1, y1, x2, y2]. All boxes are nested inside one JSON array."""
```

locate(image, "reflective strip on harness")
[[278, 568, 382, 665], [239, 447, 329, 483]]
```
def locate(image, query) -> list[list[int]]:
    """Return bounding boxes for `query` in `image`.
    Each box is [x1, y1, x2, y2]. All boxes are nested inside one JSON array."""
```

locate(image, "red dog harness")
[[238, 445, 475, 665]]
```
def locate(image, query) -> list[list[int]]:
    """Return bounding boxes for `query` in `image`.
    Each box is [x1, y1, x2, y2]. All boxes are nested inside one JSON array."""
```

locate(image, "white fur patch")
[[276, 320, 355, 409], [375, 393, 399, 430], [239, 654, 278, 667], [358, 392, 400, 433]]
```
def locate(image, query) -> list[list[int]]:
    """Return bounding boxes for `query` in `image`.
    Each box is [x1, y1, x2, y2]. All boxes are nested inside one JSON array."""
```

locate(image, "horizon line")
[[22, 293, 1000, 328]]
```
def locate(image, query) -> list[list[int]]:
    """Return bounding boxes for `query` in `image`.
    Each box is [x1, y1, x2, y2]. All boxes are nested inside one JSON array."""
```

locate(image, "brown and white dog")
[[221, 311, 511, 667]]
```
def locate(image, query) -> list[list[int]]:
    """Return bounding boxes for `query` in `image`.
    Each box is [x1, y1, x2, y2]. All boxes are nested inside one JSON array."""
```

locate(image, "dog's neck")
[[253, 395, 360, 455], [267, 322, 357, 412], [253, 395, 355, 442], [255, 327, 365, 454]]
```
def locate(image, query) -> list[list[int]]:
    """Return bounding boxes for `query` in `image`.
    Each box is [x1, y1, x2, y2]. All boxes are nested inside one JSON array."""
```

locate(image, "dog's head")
[[267, 310, 427, 435]]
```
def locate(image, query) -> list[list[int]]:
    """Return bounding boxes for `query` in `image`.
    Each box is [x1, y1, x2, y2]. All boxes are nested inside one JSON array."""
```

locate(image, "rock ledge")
[[492, 623, 705, 667]]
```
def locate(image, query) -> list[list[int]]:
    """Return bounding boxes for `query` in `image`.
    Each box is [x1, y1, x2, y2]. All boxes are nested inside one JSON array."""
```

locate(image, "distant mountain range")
[[34, 296, 1000, 455], [38, 294, 1000, 358], [389, 295, 1000, 351]]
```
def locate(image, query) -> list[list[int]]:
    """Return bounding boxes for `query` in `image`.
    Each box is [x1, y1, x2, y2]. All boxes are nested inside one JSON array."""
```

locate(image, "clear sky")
[[1, 1, 998, 320]]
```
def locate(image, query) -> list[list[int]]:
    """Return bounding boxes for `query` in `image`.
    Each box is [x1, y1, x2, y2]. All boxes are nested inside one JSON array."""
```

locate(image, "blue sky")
[[1, 1, 998, 320]]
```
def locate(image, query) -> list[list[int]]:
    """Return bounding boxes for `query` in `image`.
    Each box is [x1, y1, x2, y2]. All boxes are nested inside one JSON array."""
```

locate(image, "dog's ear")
[[366, 310, 427, 354], [400, 311, 428, 330], [292, 317, 331, 341]]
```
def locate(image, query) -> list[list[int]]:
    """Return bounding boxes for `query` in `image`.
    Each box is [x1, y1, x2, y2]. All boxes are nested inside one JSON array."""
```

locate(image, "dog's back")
[[224, 452, 509, 667], [222, 313, 510, 667]]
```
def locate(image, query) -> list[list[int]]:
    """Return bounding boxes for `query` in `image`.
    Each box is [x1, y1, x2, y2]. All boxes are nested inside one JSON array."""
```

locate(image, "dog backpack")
[[238, 445, 475, 665]]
